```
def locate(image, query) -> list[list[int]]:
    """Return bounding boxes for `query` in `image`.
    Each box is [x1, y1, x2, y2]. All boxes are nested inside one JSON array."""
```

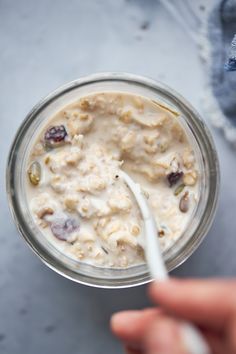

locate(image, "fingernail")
[[111, 311, 142, 330]]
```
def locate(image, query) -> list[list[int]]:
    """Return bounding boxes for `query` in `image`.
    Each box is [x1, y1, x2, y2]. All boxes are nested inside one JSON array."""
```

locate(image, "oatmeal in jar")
[[26, 92, 199, 268]]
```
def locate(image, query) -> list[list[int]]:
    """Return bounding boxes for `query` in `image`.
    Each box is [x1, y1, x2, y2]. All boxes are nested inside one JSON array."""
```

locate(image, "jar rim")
[[6, 72, 220, 288]]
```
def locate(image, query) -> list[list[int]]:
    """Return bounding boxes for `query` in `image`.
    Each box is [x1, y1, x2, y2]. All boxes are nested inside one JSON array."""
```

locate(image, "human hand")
[[111, 279, 236, 354]]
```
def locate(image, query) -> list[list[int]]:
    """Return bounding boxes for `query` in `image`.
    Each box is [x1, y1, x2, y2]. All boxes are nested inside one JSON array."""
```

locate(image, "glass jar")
[[6, 73, 220, 288]]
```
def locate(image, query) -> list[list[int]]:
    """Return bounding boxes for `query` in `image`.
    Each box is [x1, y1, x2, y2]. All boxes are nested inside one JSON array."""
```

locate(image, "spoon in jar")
[[120, 170, 211, 354]]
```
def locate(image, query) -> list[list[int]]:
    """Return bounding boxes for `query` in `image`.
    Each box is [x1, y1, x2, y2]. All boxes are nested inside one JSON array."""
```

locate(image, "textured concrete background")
[[1, 1, 236, 353]]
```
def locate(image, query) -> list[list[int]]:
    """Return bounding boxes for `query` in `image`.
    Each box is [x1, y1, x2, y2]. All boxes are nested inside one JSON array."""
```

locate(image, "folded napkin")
[[225, 34, 236, 71], [205, 0, 236, 144], [161, 0, 236, 145]]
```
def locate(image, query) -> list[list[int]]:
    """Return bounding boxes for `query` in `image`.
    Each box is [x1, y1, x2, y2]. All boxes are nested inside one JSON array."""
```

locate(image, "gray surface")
[[0, 1, 236, 354]]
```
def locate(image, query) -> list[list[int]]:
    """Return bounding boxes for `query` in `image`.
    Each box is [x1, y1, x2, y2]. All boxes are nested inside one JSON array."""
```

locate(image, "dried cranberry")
[[167, 171, 183, 187], [44, 125, 67, 147], [50, 217, 79, 241]]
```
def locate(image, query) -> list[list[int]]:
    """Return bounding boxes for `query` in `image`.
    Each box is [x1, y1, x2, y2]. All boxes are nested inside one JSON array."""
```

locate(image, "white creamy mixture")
[[26, 92, 199, 268]]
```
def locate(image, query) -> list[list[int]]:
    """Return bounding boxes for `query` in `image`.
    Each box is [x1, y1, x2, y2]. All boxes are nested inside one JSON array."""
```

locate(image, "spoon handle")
[[143, 214, 168, 281], [141, 200, 211, 354], [120, 170, 211, 354]]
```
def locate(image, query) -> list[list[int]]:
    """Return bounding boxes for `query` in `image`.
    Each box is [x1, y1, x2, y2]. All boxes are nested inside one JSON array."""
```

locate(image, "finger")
[[227, 315, 236, 353], [201, 317, 236, 354], [124, 345, 143, 354], [144, 316, 188, 354], [149, 279, 236, 330], [111, 308, 162, 345], [201, 330, 225, 354]]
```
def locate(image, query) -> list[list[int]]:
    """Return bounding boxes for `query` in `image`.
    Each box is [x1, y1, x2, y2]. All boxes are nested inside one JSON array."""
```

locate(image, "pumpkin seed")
[[174, 183, 185, 196], [28, 161, 41, 186]]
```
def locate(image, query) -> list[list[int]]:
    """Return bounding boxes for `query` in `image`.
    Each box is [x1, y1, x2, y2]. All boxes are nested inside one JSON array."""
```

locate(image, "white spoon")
[[120, 170, 211, 354]]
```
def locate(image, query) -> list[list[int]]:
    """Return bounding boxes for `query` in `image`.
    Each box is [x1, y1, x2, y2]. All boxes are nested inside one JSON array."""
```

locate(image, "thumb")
[[144, 316, 188, 354]]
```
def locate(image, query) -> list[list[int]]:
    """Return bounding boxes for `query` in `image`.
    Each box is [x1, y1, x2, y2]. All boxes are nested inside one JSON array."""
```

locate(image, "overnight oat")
[[26, 92, 199, 268]]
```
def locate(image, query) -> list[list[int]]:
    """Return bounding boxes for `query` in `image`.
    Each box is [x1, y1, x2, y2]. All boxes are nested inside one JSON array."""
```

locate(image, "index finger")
[[149, 279, 236, 330]]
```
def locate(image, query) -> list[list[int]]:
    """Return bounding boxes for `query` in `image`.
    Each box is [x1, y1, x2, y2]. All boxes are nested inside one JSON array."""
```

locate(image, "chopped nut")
[[115, 234, 137, 249], [78, 252, 85, 259], [106, 220, 121, 236], [144, 144, 158, 154], [72, 111, 79, 118], [170, 157, 180, 172], [38, 207, 54, 219], [65, 149, 82, 166], [79, 98, 90, 111], [131, 225, 140, 236], [67, 114, 93, 135], [64, 196, 78, 211], [50, 175, 66, 193], [133, 97, 144, 111], [98, 217, 110, 228], [153, 161, 169, 169], [119, 110, 132, 124], [78, 233, 96, 243], [108, 195, 132, 212], [183, 150, 195, 169], [71, 134, 84, 148], [32, 142, 45, 156], [183, 171, 198, 186], [91, 177, 106, 191], [79, 113, 89, 120], [137, 245, 144, 257], [133, 163, 166, 182], [44, 156, 50, 165], [179, 192, 189, 213], [144, 135, 156, 145], [158, 229, 165, 237], [158, 141, 169, 153], [171, 123, 185, 143], [39, 219, 48, 228], [132, 111, 168, 128]]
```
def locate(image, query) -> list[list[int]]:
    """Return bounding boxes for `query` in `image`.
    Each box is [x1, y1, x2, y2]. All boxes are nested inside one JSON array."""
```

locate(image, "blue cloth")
[[225, 34, 236, 71], [208, 0, 236, 128]]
